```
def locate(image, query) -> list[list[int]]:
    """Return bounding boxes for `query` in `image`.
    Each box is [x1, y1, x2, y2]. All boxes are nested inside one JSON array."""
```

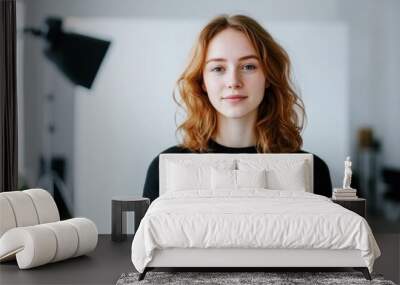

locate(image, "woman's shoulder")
[[296, 149, 329, 171], [147, 144, 193, 167], [160, 144, 193, 154]]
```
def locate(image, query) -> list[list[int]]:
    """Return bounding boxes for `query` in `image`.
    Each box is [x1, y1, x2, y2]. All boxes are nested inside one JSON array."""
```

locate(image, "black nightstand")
[[111, 196, 150, 242], [331, 198, 366, 218]]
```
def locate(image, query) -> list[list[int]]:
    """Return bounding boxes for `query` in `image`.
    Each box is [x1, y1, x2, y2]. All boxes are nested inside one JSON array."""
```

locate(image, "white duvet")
[[131, 190, 381, 273]]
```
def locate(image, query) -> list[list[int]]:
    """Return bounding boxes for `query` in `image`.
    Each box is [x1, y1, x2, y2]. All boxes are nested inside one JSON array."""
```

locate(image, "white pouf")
[[0, 218, 98, 269], [0, 189, 98, 269]]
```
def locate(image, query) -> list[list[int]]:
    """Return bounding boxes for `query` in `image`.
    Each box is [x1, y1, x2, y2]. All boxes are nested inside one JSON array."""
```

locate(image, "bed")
[[131, 154, 381, 280]]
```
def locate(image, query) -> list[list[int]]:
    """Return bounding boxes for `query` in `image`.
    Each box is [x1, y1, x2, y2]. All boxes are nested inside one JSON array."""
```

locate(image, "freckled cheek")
[[240, 86, 264, 107], [204, 77, 225, 99], [246, 76, 266, 95]]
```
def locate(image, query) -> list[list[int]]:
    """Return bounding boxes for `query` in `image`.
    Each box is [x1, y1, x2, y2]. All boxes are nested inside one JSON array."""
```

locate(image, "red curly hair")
[[173, 14, 305, 153]]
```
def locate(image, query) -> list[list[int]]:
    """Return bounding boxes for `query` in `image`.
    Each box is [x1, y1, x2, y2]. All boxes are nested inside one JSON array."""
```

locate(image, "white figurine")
[[342, 156, 353, 189]]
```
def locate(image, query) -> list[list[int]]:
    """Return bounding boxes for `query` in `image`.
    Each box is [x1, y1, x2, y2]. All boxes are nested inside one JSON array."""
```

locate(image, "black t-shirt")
[[143, 139, 332, 202]]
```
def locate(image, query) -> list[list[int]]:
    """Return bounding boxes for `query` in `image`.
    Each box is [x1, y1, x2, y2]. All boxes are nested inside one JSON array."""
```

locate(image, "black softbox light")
[[26, 17, 111, 89]]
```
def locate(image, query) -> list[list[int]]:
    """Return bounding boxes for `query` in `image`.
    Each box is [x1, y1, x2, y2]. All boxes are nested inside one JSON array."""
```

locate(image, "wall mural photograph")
[[1, 0, 399, 284]]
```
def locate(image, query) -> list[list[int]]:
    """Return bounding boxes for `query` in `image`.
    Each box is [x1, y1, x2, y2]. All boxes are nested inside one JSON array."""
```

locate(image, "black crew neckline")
[[208, 138, 257, 152]]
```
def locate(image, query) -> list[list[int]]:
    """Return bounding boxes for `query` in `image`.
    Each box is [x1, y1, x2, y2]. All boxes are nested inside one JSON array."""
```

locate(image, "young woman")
[[143, 14, 332, 202]]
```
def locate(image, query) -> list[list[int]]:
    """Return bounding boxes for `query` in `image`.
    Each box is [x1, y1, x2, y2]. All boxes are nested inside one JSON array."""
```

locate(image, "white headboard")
[[159, 153, 313, 195]]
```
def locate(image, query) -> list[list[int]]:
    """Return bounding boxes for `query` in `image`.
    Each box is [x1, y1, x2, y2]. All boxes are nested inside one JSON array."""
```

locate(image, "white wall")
[[368, 1, 400, 169], [21, 0, 399, 233], [340, 0, 400, 168]]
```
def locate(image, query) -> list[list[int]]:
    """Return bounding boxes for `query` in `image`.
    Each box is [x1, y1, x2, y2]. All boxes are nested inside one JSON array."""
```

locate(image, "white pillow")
[[211, 168, 267, 190], [237, 169, 267, 188], [238, 159, 308, 192], [211, 168, 236, 189], [166, 160, 235, 191], [266, 162, 307, 191]]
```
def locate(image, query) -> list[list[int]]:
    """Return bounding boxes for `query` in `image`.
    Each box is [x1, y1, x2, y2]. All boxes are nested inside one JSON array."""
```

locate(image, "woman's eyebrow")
[[205, 55, 259, 64]]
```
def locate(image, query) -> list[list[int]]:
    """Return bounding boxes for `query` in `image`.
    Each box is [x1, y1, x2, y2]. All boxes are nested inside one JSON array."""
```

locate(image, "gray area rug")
[[116, 271, 396, 285]]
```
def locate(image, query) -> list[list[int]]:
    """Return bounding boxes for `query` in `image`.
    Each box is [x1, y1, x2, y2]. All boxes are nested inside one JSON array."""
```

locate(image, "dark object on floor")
[[118, 270, 392, 285]]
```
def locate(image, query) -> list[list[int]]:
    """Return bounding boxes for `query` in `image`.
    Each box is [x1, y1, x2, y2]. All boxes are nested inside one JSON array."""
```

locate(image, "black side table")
[[111, 196, 150, 242], [331, 198, 366, 218]]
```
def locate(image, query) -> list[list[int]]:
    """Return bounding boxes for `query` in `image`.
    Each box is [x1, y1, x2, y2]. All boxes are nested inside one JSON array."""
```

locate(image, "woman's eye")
[[242, 64, 256, 71], [211, 66, 224, 72]]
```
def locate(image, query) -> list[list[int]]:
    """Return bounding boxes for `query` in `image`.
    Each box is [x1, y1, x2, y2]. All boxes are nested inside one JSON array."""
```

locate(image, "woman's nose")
[[226, 70, 242, 89]]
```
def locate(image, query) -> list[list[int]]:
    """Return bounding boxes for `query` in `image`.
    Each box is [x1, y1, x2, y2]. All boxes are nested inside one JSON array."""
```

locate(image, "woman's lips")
[[222, 95, 247, 103]]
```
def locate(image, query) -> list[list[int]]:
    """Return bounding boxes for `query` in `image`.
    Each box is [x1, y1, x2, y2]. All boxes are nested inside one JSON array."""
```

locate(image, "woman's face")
[[203, 28, 267, 119]]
